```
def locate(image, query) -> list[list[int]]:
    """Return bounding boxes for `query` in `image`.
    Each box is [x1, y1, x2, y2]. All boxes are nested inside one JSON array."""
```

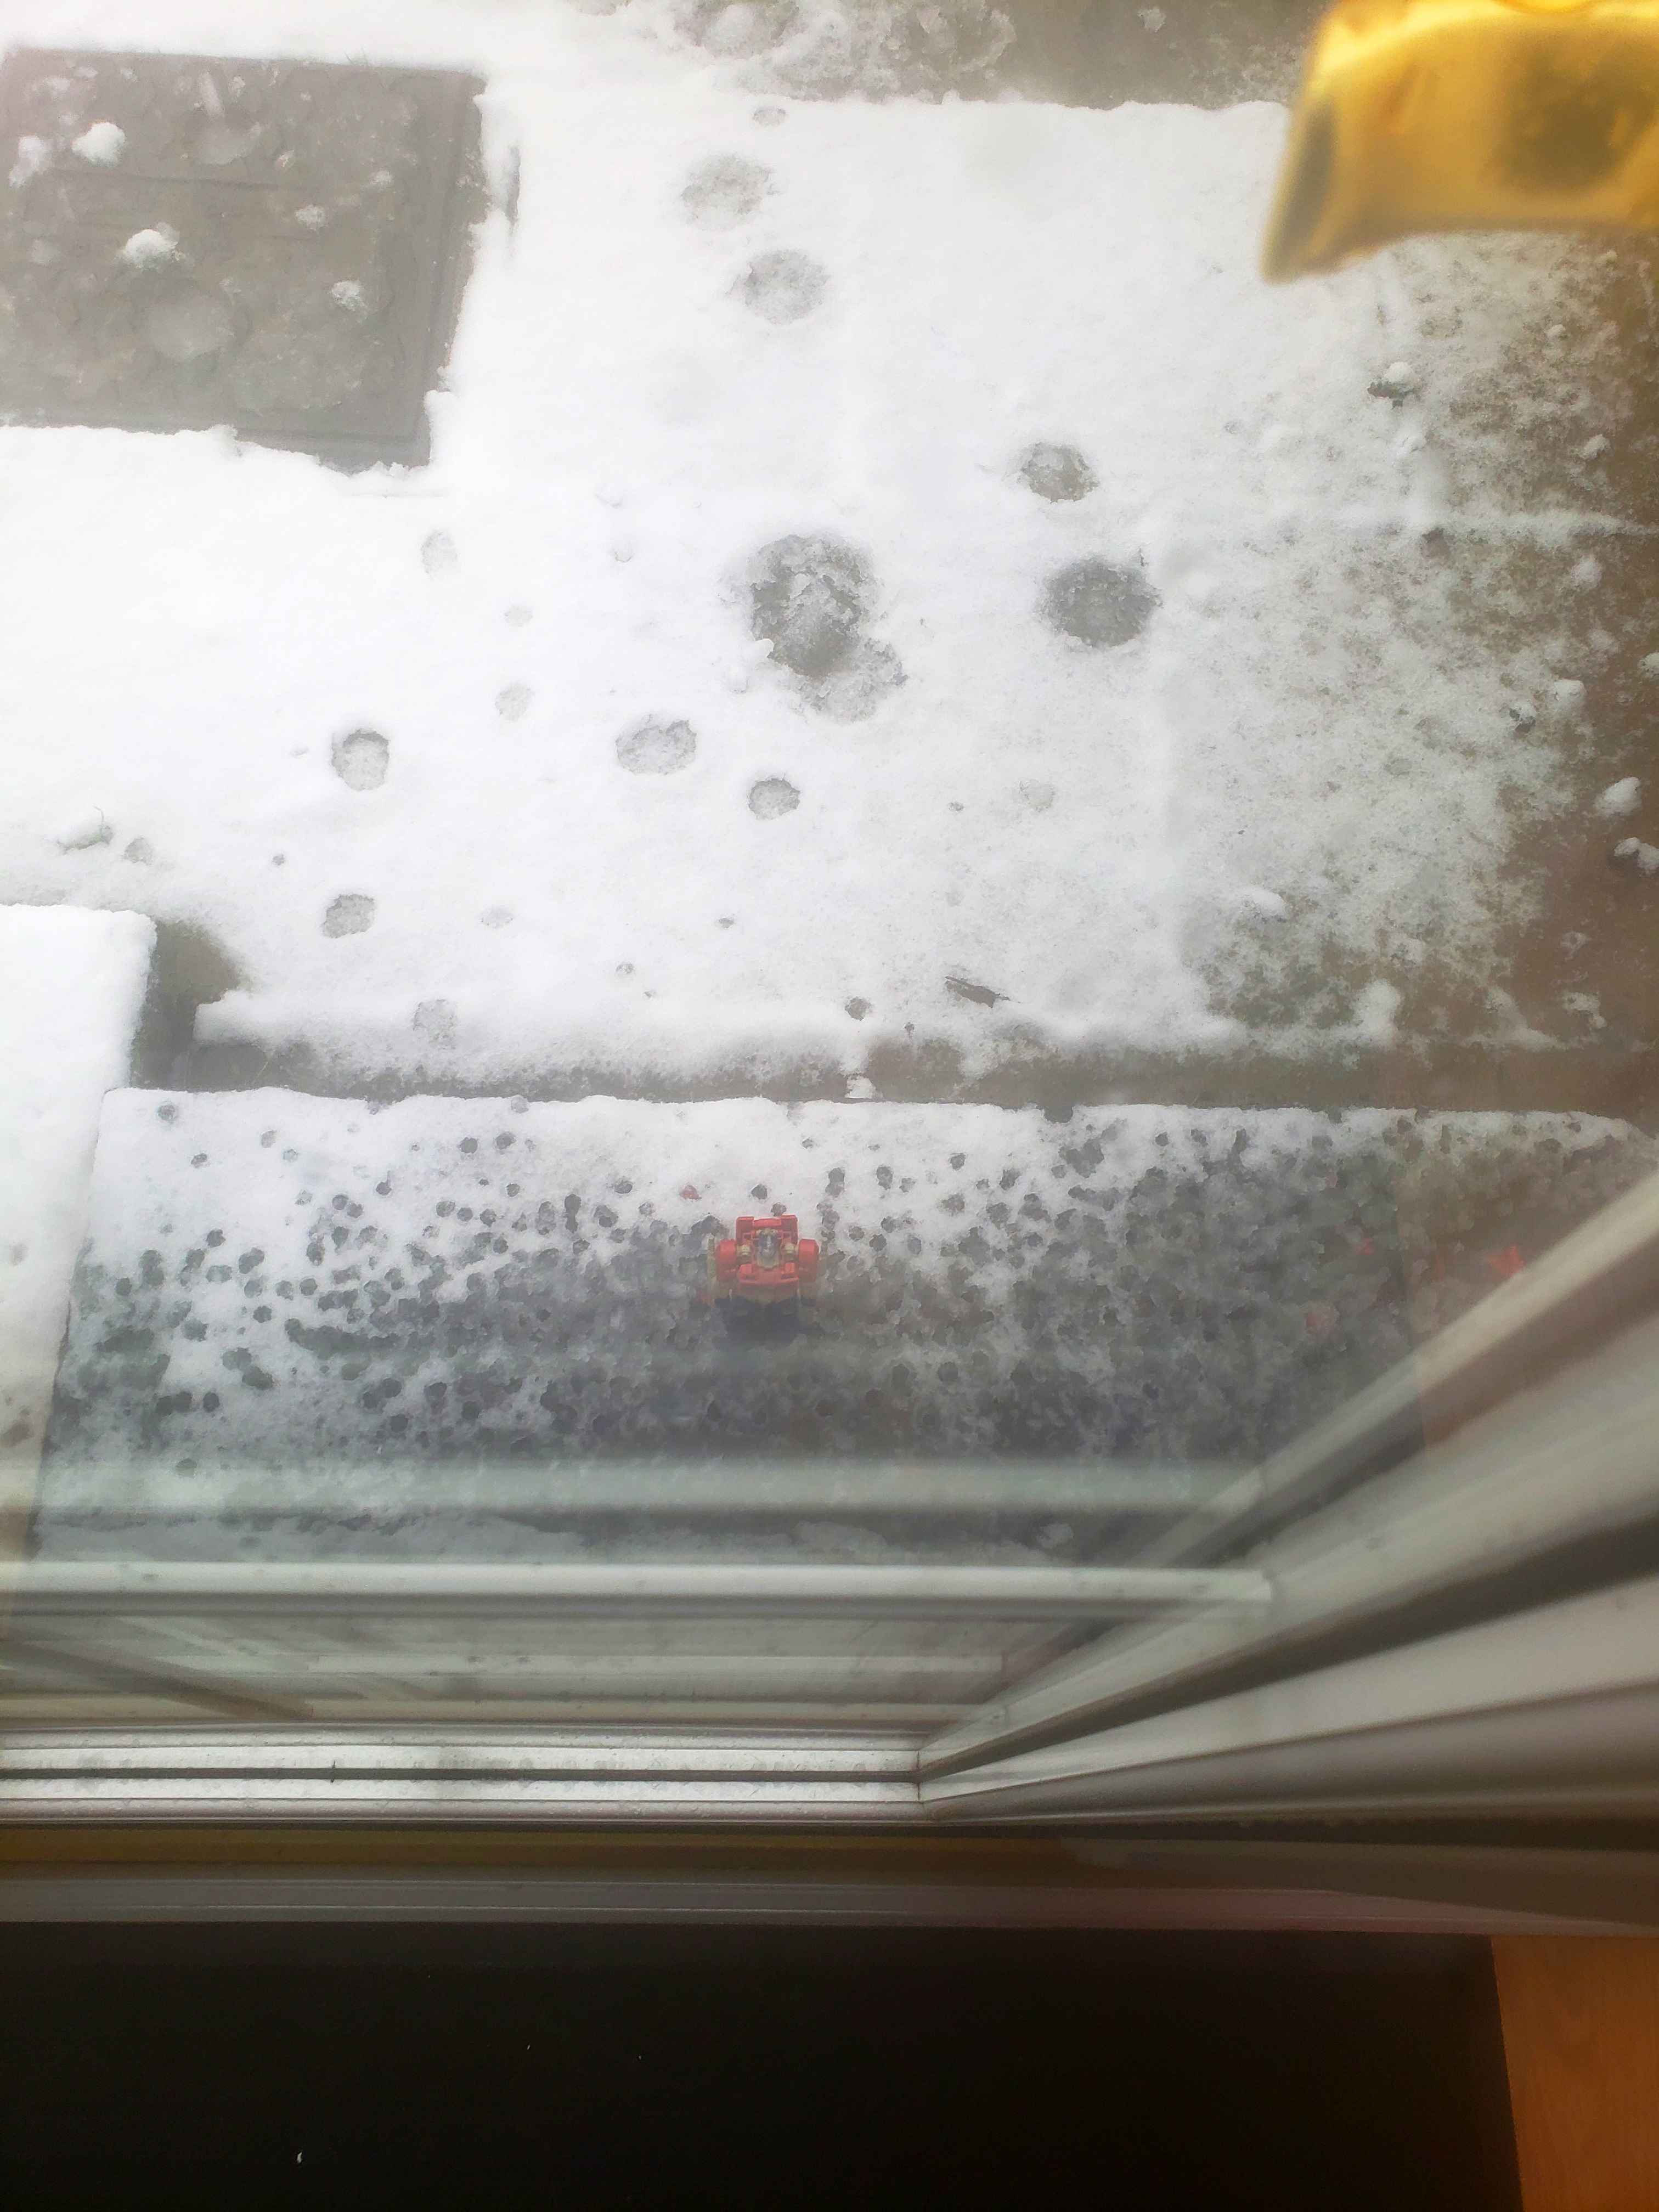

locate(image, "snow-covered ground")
[[0, 2, 1645, 1096], [38, 1089, 1655, 1556], [0, 905, 152, 1524]]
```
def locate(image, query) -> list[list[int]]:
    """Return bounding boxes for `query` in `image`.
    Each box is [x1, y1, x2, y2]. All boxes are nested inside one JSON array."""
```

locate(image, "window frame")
[[4, 1170, 1658, 1831]]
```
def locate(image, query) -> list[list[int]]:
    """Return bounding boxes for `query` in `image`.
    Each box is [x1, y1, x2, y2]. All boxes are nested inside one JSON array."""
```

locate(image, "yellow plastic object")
[[1263, 0, 1659, 280]]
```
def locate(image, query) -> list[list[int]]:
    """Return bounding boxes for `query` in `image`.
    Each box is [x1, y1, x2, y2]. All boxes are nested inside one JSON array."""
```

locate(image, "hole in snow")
[[749, 535, 871, 680], [811, 637, 904, 720], [1041, 557, 1158, 647], [322, 894, 375, 938], [682, 154, 770, 227], [1019, 443, 1098, 503], [496, 683, 533, 722], [421, 530, 458, 576], [617, 718, 697, 775], [331, 729, 390, 790], [738, 249, 827, 324], [749, 777, 800, 819]]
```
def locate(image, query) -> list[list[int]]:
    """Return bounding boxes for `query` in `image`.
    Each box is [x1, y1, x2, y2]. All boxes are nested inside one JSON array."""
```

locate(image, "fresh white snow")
[[8, 133, 50, 188], [0, 905, 153, 1515], [1595, 776, 1642, 820], [117, 223, 179, 267], [54, 813, 112, 853], [70, 118, 125, 163]]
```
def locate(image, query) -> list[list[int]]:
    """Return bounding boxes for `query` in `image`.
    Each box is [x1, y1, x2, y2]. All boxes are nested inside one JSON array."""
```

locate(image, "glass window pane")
[[3, 3, 1655, 1751]]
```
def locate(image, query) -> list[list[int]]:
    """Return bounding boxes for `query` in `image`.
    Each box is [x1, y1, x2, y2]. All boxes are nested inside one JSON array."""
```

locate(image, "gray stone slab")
[[33, 1093, 1656, 1560], [0, 49, 481, 464]]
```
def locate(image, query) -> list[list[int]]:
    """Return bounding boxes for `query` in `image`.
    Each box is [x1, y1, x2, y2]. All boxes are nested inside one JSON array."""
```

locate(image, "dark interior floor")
[[0, 1925, 1521, 2210]]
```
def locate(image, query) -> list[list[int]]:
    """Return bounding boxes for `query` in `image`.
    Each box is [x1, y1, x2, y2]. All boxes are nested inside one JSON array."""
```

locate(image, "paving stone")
[[0, 49, 481, 464]]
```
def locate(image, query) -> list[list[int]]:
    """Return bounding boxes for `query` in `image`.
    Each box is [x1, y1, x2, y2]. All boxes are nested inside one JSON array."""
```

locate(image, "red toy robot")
[[707, 1212, 820, 1306]]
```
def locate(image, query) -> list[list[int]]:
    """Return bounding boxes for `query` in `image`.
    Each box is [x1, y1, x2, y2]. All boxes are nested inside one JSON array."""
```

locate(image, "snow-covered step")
[[36, 1091, 1655, 1562], [1, 906, 153, 1533]]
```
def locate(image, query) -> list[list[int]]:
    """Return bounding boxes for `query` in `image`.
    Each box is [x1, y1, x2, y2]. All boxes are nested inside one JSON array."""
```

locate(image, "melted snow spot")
[[1041, 557, 1158, 648], [738, 249, 827, 324], [749, 777, 800, 819], [495, 684, 533, 723], [322, 894, 375, 938], [811, 638, 905, 721], [1019, 443, 1098, 503], [742, 534, 902, 714], [421, 531, 458, 577], [682, 154, 770, 227], [617, 718, 697, 775], [331, 730, 390, 792], [749, 535, 871, 679]]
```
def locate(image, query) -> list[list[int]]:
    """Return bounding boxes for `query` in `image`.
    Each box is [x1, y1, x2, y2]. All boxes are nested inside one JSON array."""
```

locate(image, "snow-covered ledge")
[[0, 907, 153, 1547]]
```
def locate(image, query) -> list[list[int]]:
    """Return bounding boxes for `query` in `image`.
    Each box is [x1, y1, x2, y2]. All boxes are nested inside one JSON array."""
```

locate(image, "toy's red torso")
[[709, 1214, 820, 1304]]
